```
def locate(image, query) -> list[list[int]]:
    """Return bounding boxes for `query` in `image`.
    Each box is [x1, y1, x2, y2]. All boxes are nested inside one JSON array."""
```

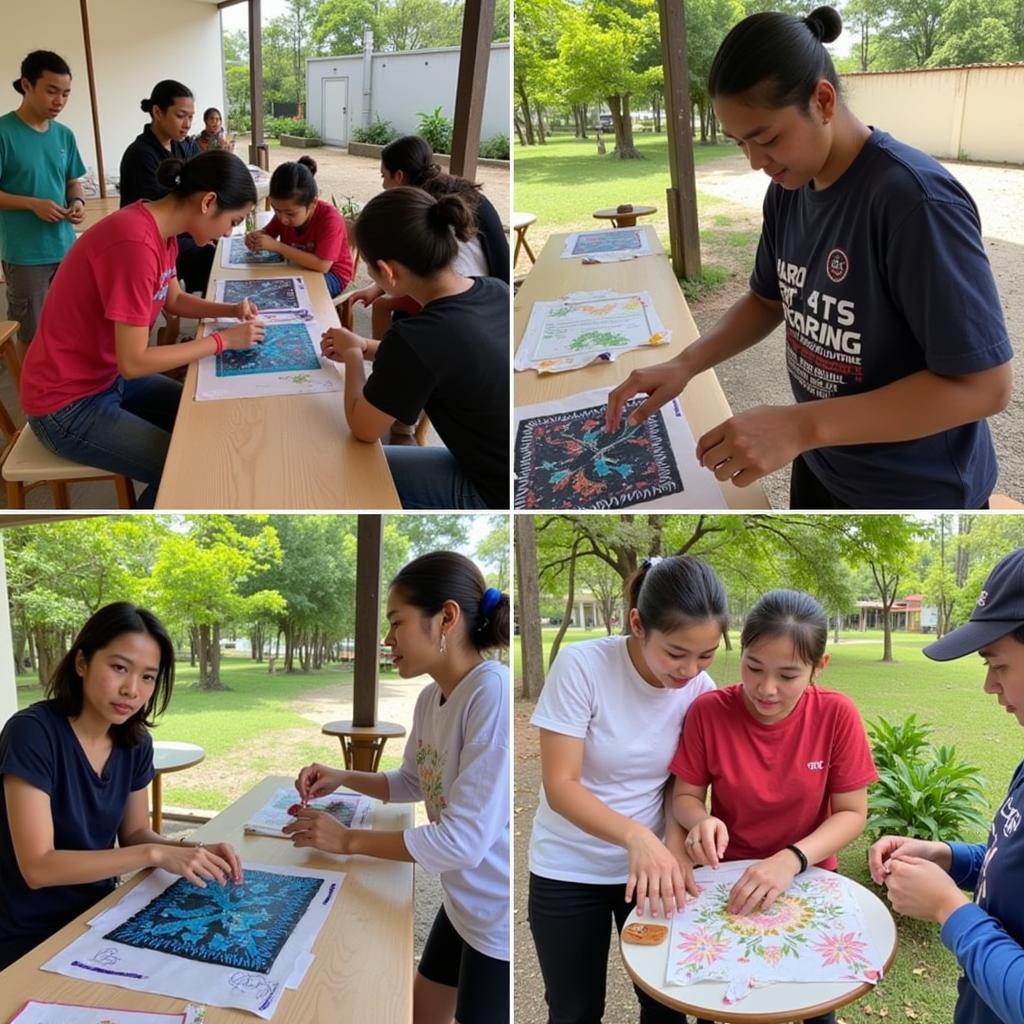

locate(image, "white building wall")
[[1, 0, 224, 183], [307, 43, 510, 148], [842, 64, 1024, 164]]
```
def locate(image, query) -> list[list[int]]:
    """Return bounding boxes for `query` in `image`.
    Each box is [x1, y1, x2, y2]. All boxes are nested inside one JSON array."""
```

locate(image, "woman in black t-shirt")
[[321, 186, 509, 509]]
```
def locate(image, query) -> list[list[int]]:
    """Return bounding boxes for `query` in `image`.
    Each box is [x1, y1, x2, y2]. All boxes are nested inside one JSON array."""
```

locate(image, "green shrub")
[[866, 715, 990, 841], [479, 134, 509, 160], [352, 115, 398, 145], [279, 120, 321, 141], [416, 107, 453, 155]]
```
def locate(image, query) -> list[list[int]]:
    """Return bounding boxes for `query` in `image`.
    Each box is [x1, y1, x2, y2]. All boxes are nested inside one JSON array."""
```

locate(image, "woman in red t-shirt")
[[244, 155, 352, 298], [669, 589, 877, 1024], [20, 149, 265, 507]]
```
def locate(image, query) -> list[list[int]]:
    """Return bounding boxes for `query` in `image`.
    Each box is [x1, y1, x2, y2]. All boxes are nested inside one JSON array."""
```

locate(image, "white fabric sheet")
[[243, 786, 371, 838]]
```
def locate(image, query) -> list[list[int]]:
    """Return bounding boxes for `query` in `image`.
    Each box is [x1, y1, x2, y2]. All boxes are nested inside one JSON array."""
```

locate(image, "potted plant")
[[332, 193, 363, 234], [280, 120, 322, 148]]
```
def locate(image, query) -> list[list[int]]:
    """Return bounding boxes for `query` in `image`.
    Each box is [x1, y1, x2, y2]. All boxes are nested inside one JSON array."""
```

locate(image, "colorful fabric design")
[[104, 869, 320, 973], [514, 398, 683, 510], [220, 277, 303, 310], [666, 867, 884, 1003], [217, 322, 321, 376], [414, 741, 449, 819]]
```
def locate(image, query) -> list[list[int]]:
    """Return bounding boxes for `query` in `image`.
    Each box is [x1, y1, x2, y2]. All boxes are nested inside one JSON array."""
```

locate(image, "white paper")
[[42, 862, 345, 1020], [243, 786, 371, 838], [213, 275, 311, 314], [515, 291, 671, 374], [560, 227, 653, 259], [513, 386, 726, 510], [195, 319, 342, 401], [7, 1003, 193, 1024], [220, 235, 287, 269]]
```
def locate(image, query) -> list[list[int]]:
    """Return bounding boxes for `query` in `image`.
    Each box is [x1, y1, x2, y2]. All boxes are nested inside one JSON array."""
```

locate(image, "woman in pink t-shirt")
[[243, 155, 352, 298], [20, 149, 265, 507], [670, 589, 877, 1024]]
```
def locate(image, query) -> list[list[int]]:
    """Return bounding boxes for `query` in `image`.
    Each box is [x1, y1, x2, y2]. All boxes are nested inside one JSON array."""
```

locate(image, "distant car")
[[598, 113, 613, 132]]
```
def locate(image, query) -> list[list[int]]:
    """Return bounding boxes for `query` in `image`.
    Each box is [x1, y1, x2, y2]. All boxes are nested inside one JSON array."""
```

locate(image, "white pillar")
[[0, 534, 15, 727]]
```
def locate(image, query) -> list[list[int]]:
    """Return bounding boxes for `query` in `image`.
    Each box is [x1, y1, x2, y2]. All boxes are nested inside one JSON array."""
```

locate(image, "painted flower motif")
[[812, 931, 870, 968], [675, 926, 730, 967], [761, 945, 785, 965], [414, 743, 448, 818], [722, 894, 813, 937]]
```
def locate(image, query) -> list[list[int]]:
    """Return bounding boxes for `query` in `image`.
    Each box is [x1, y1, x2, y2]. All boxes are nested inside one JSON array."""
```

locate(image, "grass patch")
[[680, 265, 731, 303], [17, 656, 412, 811], [517, 626, 1013, 1018]]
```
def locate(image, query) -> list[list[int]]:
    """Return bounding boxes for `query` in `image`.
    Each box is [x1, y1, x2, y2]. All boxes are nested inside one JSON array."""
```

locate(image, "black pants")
[[418, 904, 509, 1024], [528, 872, 689, 1024], [175, 236, 216, 295], [789, 453, 990, 510]]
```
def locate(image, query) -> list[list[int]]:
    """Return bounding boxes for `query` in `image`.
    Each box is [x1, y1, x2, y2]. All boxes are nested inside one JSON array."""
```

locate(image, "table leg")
[[514, 229, 525, 265], [338, 737, 353, 770], [611, 215, 638, 228], [350, 738, 384, 772], [152, 773, 163, 833], [523, 234, 536, 263]]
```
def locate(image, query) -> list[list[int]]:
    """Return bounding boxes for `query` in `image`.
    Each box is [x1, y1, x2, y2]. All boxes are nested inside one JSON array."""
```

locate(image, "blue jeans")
[[383, 445, 488, 509], [324, 271, 345, 298], [29, 375, 182, 508]]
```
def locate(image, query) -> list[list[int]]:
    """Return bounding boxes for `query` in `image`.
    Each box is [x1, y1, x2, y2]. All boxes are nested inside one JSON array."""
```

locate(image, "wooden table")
[[155, 244, 401, 509], [620, 861, 897, 1022], [0, 775, 414, 1023], [151, 741, 205, 833], [514, 226, 769, 509], [512, 212, 537, 265], [322, 720, 407, 772], [592, 204, 658, 228]]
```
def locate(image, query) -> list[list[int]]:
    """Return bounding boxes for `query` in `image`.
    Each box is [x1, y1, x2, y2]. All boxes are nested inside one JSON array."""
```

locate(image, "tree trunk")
[[549, 540, 581, 669], [709, 109, 718, 145], [285, 622, 295, 673], [608, 94, 642, 159], [881, 608, 894, 663], [535, 104, 546, 145], [652, 95, 661, 133], [517, 79, 535, 146], [515, 516, 545, 700], [189, 626, 198, 667]]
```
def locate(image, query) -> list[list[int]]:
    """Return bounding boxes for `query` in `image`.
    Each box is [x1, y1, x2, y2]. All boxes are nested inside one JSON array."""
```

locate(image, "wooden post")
[[248, 0, 266, 167], [449, 0, 496, 180], [78, 0, 106, 198], [352, 515, 382, 730], [658, 0, 701, 279]]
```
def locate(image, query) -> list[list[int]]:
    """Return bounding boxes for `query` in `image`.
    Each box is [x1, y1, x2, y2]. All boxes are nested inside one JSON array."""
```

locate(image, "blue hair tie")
[[480, 587, 502, 618]]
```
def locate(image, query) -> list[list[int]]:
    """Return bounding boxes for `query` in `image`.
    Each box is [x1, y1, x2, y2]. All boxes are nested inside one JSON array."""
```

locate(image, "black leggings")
[[417, 904, 509, 1024], [528, 872, 689, 1024]]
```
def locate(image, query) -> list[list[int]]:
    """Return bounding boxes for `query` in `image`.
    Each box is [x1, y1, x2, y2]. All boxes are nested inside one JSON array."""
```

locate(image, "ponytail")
[[624, 555, 729, 636]]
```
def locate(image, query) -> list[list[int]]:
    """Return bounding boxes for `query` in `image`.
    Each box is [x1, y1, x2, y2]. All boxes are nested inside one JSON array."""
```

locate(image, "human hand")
[[696, 405, 810, 487], [221, 321, 266, 351], [868, 835, 949, 884], [605, 356, 693, 434], [33, 198, 70, 223], [684, 816, 729, 869], [152, 842, 240, 888], [233, 299, 259, 321], [884, 856, 969, 924], [295, 762, 344, 803], [624, 826, 694, 919], [321, 327, 365, 362], [726, 851, 800, 915], [348, 285, 384, 308], [246, 231, 276, 252], [66, 200, 85, 225], [282, 806, 349, 854]]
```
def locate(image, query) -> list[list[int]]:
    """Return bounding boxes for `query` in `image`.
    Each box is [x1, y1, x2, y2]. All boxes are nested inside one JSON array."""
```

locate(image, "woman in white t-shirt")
[[287, 551, 509, 1024], [528, 555, 728, 1024]]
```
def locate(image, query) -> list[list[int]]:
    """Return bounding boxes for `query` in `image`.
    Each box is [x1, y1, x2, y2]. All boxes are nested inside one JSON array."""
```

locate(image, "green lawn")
[[518, 627, 1019, 1019], [16, 656, 407, 811]]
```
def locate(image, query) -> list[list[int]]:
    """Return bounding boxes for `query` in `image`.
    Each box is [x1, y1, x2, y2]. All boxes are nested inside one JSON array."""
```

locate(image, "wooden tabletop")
[[0, 775, 414, 1023], [620, 861, 897, 1022], [514, 226, 769, 509], [152, 741, 205, 775], [155, 243, 401, 509]]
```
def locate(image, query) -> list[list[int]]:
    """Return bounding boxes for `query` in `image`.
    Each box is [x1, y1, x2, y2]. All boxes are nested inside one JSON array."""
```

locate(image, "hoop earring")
[[439, 633, 448, 655]]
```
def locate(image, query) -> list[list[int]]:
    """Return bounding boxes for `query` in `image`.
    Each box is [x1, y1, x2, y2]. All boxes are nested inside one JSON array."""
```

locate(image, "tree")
[[476, 523, 510, 590], [516, 516, 545, 699], [579, 557, 625, 633]]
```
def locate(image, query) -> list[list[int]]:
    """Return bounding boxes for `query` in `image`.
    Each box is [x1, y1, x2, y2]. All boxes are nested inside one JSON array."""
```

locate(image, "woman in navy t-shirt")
[[607, 5, 1013, 510], [0, 602, 242, 969]]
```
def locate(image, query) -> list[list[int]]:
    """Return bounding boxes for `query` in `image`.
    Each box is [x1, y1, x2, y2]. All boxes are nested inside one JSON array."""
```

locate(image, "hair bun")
[[140, 97, 152, 113], [156, 157, 186, 191], [805, 6, 842, 44], [298, 154, 318, 175]]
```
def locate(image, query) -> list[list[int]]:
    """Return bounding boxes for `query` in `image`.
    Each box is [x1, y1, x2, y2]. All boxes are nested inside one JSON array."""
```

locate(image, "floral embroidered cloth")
[[666, 866, 884, 1003]]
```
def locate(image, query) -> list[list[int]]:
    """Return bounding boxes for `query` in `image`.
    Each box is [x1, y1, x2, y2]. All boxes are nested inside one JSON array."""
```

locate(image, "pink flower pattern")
[[812, 931, 870, 968], [675, 926, 730, 967]]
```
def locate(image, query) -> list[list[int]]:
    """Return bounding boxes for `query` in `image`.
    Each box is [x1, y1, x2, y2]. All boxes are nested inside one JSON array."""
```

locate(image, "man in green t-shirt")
[[0, 51, 87, 350]]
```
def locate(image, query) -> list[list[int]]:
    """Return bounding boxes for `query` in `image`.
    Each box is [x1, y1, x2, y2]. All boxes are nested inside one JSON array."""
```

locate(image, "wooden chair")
[[332, 239, 362, 330], [0, 321, 136, 509]]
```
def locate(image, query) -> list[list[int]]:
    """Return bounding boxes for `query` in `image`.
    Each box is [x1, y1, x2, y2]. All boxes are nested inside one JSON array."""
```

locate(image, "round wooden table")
[[620, 861, 897, 1022], [322, 720, 407, 772], [513, 212, 538, 265], [593, 204, 657, 228], [151, 740, 205, 833]]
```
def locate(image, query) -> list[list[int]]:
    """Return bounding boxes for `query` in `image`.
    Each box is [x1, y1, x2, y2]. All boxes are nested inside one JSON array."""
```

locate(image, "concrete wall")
[[842, 64, 1024, 164], [1, 0, 224, 185], [307, 43, 510, 148]]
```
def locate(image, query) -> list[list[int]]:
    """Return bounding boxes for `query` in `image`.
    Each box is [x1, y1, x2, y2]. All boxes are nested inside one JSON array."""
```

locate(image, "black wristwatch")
[[785, 844, 808, 874]]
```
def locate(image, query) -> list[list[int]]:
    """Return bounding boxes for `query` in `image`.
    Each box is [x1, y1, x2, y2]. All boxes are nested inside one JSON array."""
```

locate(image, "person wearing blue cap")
[[287, 552, 510, 1024], [868, 546, 1024, 1024]]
